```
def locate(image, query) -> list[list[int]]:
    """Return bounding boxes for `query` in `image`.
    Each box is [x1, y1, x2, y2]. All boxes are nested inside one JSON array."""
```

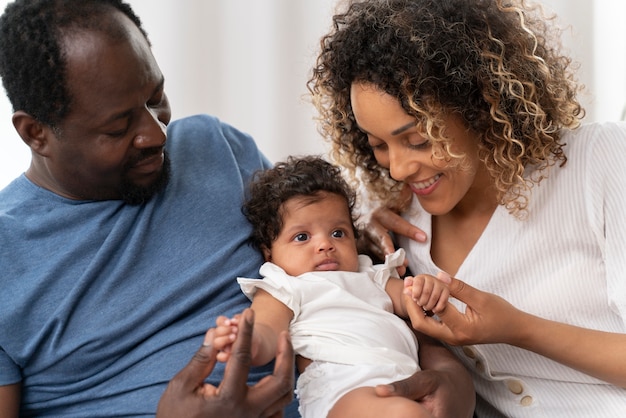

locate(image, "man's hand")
[[375, 332, 475, 418], [156, 308, 294, 418]]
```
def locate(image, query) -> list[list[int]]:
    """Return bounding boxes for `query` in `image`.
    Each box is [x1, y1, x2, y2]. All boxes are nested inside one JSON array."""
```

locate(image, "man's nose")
[[133, 108, 167, 149]]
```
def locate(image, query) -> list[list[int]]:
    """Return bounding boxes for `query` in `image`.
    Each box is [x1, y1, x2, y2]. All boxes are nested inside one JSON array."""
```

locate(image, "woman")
[[308, 0, 626, 416]]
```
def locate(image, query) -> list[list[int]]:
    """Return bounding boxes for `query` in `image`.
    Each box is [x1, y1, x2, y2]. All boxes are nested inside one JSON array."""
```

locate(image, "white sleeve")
[[368, 248, 406, 287], [237, 262, 299, 317]]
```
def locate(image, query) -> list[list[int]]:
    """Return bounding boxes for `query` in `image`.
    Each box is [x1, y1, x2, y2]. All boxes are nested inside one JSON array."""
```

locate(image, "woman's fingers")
[[371, 206, 427, 243]]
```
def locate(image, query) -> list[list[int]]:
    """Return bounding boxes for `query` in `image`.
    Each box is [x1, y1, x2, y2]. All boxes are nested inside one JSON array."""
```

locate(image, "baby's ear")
[[261, 246, 272, 262]]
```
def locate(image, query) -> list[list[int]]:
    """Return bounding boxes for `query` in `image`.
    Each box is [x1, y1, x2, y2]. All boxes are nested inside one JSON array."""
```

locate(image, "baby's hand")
[[213, 315, 240, 362], [404, 273, 450, 314]]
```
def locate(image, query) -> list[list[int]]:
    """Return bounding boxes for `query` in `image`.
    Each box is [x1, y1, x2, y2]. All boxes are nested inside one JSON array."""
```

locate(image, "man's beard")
[[120, 152, 171, 205]]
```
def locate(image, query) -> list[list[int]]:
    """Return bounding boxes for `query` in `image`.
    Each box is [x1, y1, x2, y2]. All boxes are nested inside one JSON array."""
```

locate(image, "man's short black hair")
[[0, 0, 148, 127]]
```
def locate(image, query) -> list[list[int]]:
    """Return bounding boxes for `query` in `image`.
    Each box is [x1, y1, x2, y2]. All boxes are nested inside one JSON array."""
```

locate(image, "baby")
[[213, 156, 449, 417]]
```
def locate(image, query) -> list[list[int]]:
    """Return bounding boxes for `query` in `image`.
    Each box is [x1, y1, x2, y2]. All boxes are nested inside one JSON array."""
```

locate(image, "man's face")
[[42, 11, 172, 203]]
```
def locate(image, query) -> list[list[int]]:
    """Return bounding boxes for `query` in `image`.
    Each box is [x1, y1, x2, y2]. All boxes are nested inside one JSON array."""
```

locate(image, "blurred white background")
[[0, 0, 625, 189]]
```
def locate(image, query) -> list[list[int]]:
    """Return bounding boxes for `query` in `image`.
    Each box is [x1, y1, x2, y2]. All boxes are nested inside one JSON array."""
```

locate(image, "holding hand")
[[213, 314, 242, 362], [375, 331, 476, 418], [403, 273, 450, 315], [405, 273, 525, 346], [156, 309, 294, 418]]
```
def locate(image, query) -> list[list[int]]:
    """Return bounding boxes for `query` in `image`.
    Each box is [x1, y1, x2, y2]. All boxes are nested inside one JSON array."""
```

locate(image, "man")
[[0, 1, 474, 416]]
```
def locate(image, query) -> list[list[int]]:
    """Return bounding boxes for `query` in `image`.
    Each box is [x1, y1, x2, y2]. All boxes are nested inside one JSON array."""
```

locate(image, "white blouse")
[[399, 122, 626, 417]]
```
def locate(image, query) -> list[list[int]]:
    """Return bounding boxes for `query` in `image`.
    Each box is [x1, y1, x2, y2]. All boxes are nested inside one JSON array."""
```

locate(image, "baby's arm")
[[214, 289, 293, 367]]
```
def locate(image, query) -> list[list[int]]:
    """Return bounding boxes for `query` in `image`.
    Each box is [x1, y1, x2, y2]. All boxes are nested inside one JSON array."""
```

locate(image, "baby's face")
[[265, 192, 359, 276]]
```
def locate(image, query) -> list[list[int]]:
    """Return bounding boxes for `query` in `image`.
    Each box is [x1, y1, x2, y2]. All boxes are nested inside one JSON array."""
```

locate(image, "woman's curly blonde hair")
[[308, 0, 583, 216]]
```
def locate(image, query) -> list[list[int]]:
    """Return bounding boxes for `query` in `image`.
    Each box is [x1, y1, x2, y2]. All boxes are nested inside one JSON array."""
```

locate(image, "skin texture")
[[0, 384, 19, 418]]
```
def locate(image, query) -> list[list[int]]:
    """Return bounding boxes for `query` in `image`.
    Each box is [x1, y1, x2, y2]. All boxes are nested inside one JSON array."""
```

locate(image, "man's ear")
[[12, 111, 53, 157]]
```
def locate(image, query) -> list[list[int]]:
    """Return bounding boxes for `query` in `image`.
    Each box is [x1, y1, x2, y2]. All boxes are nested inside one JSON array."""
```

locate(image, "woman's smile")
[[409, 173, 442, 196]]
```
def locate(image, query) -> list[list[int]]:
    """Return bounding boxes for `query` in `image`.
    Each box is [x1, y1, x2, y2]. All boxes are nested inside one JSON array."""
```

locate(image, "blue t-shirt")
[[0, 115, 299, 416]]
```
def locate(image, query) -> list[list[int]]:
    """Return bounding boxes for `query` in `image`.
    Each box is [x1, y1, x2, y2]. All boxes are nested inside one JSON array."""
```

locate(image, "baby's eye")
[[331, 230, 345, 238], [294, 233, 309, 242]]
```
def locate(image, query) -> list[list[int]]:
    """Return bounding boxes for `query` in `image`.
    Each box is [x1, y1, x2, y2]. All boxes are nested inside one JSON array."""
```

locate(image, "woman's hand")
[[405, 274, 526, 346], [156, 308, 294, 418], [359, 205, 427, 277], [360, 206, 427, 259], [407, 275, 626, 388]]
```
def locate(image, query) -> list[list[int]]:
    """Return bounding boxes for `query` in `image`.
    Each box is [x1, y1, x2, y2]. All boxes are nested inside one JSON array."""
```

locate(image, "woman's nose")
[[388, 147, 419, 182]]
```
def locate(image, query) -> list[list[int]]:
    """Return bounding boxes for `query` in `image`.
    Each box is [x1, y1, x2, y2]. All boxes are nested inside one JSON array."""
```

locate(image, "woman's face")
[[350, 82, 493, 216]]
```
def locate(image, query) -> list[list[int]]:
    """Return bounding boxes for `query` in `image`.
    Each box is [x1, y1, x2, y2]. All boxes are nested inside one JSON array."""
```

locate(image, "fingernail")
[[202, 329, 213, 347], [415, 231, 427, 242]]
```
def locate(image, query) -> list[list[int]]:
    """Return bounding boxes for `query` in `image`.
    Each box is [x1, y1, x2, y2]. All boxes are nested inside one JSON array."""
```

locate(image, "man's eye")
[[148, 92, 165, 108], [294, 233, 309, 242], [106, 129, 128, 138], [331, 230, 345, 238]]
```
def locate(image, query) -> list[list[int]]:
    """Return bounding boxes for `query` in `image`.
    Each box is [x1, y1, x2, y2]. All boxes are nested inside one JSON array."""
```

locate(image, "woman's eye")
[[368, 139, 386, 151], [294, 233, 309, 242], [407, 140, 431, 151], [331, 230, 345, 238], [407, 133, 431, 150]]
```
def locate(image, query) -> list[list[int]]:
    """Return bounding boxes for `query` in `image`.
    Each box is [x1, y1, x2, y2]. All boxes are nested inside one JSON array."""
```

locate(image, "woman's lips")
[[409, 173, 442, 196]]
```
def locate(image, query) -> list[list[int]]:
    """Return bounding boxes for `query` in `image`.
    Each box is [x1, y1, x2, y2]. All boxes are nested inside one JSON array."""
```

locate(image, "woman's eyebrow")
[[391, 121, 416, 135]]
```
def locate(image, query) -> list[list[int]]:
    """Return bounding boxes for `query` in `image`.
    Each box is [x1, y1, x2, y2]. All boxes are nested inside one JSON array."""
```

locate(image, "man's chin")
[[120, 153, 171, 205]]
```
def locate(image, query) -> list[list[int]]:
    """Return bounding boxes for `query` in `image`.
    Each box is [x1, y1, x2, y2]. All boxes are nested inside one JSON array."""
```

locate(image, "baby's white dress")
[[238, 249, 419, 417]]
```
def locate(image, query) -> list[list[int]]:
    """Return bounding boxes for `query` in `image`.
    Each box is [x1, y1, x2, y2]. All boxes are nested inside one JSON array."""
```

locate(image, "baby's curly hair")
[[243, 155, 359, 253], [0, 0, 147, 127], [308, 0, 584, 215]]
